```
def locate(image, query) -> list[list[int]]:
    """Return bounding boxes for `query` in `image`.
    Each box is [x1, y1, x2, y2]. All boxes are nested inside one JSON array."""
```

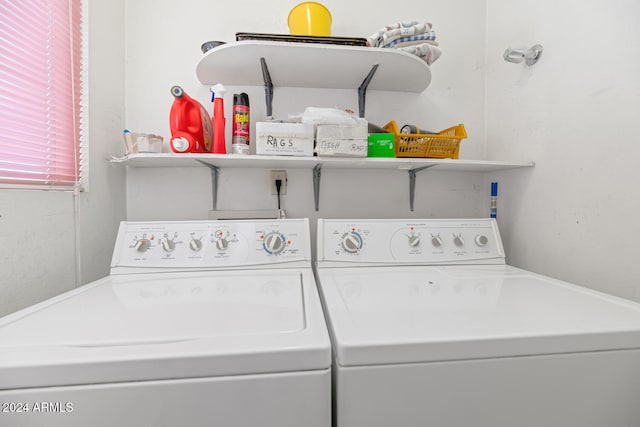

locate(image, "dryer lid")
[[317, 265, 640, 367], [0, 269, 330, 389]]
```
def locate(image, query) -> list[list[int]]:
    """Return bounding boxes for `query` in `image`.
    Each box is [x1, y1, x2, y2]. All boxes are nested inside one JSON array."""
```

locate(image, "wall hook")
[[503, 44, 543, 66]]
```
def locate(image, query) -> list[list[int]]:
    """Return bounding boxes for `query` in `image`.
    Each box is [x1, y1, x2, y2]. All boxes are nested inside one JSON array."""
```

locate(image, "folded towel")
[[389, 39, 439, 49], [367, 21, 434, 47], [381, 32, 437, 48], [396, 43, 442, 66]]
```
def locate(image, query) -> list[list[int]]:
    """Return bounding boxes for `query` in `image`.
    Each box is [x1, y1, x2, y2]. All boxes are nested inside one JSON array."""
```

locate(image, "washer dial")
[[408, 233, 421, 248], [475, 235, 489, 247], [341, 231, 363, 254], [162, 238, 176, 252], [263, 232, 286, 255], [134, 239, 150, 252], [213, 230, 234, 252], [190, 237, 203, 251]]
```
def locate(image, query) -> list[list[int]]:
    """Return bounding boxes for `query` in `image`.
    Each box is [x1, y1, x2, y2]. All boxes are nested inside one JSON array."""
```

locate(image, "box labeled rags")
[[256, 122, 314, 156]]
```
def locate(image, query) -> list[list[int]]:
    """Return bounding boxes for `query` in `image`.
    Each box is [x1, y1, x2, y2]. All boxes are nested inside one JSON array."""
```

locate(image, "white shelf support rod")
[[408, 165, 435, 211], [313, 164, 322, 211], [197, 160, 219, 210], [358, 64, 379, 118], [260, 57, 274, 118]]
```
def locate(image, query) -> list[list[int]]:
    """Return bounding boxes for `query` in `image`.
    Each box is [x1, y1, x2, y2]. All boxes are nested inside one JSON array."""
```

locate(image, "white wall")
[[486, 0, 640, 301], [5, 0, 636, 317], [124, 0, 489, 224], [0, 0, 127, 317]]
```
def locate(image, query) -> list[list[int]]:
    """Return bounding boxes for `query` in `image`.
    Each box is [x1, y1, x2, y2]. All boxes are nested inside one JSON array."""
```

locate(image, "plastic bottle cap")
[[172, 137, 189, 153]]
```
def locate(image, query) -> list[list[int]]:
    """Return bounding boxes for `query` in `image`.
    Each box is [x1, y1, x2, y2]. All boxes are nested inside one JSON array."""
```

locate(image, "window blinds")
[[0, 0, 84, 189]]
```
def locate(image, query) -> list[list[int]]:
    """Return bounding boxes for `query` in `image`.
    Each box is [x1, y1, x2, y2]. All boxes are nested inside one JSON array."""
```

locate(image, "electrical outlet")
[[271, 170, 287, 195]]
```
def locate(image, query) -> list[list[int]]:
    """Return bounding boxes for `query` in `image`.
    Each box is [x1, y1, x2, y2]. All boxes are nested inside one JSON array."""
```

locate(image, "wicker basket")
[[383, 120, 467, 159]]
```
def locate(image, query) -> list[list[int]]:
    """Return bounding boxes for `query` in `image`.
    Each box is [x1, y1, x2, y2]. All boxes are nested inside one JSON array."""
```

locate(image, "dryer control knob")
[[162, 238, 176, 252], [134, 239, 150, 252], [190, 238, 203, 252], [431, 234, 443, 247], [454, 234, 465, 247], [408, 234, 421, 248], [263, 232, 286, 255], [475, 235, 489, 247], [216, 238, 229, 251], [341, 232, 363, 254]]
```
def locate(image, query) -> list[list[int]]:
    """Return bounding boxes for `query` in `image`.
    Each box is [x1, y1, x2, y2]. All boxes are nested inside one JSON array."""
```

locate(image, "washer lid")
[[316, 265, 640, 367], [0, 270, 330, 389]]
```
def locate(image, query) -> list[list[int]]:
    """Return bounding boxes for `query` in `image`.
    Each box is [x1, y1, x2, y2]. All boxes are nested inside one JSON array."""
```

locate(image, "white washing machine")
[[0, 219, 331, 427], [315, 218, 640, 427]]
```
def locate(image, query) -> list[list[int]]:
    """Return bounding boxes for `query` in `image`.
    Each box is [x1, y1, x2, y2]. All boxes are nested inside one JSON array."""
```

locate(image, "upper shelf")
[[112, 153, 534, 172], [196, 41, 431, 92]]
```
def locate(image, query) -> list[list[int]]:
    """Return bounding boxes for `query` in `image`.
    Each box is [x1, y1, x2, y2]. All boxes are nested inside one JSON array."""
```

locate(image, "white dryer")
[[316, 218, 640, 427], [0, 219, 331, 427]]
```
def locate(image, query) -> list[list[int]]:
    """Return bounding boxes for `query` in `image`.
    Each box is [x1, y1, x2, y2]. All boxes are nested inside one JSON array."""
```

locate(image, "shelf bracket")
[[197, 160, 219, 210], [408, 165, 435, 211], [313, 164, 322, 211], [358, 64, 379, 118], [260, 57, 274, 118]]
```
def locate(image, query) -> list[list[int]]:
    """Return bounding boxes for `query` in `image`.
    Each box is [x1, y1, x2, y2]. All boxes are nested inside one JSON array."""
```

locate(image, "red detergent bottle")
[[169, 85, 213, 153]]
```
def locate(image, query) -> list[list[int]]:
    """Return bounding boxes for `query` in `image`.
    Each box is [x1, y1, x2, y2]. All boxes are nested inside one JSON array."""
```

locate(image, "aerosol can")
[[232, 93, 250, 154], [169, 86, 213, 153]]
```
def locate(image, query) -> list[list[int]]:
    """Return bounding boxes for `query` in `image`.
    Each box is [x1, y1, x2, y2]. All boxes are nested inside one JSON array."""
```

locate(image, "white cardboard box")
[[315, 120, 368, 157], [256, 122, 314, 156]]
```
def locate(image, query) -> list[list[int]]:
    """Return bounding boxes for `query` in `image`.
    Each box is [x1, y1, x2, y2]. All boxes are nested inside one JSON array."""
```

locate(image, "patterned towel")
[[382, 32, 437, 48], [390, 39, 439, 49], [397, 43, 442, 66], [367, 21, 434, 47]]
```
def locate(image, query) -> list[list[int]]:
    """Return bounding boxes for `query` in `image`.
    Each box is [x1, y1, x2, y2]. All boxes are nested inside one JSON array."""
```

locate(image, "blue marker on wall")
[[490, 182, 498, 218]]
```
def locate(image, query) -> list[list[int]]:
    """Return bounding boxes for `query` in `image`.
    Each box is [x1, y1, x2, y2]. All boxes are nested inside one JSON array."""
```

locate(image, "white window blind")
[[0, 0, 85, 189]]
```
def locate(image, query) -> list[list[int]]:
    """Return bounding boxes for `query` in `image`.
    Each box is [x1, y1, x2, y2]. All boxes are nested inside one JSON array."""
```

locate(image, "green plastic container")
[[367, 133, 395, 157]]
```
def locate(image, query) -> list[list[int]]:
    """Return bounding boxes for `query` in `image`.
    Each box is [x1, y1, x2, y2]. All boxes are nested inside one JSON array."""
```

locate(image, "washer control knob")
[[454, 234, 465, 247], [431, 234, 443, 247], [134, 239, 150, 252], [263, 232, 286, 255], [190, 238, 203, 252], [216, 238, 229, 251], [475, 235, 489, 247], [408, 234, 421, 248], [341, 232, 363, 254], [162, 238, 176, 252]]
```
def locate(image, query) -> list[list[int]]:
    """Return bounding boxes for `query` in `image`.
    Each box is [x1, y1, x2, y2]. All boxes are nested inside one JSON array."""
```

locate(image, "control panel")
[[111, 219, 310, 272], [318, 219, 505, 265]]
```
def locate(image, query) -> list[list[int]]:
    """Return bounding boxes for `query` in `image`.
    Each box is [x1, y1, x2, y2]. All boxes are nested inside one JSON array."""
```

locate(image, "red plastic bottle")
[[211, 84, 227, 154], [169, 86, 213, 153]]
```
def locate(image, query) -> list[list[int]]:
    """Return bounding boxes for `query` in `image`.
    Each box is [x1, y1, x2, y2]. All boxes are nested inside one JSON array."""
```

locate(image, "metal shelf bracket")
[[197, 160, 219, 210], [408, 165, 435, 211], [260, 57, 274, 118], [358, 64, 379, 118], [313, 164, 322, 211]]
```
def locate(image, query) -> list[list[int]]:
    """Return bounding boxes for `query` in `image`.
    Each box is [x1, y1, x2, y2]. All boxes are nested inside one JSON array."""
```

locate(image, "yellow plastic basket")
[[383, 120, 467, 159]]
